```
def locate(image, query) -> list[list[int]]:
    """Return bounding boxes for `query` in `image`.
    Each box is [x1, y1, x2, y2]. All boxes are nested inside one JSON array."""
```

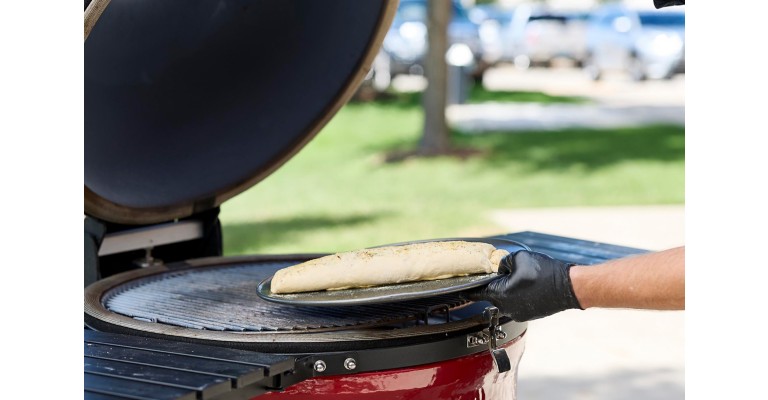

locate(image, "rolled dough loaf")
[[270, 241, 509, 294]]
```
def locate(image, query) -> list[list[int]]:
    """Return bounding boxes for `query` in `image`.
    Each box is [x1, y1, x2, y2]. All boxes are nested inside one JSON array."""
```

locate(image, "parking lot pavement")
[[491, 205, 685, 400]]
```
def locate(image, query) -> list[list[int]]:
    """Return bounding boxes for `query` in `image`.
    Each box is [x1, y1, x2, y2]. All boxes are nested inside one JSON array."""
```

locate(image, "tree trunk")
[[419, 0, 452, 155]]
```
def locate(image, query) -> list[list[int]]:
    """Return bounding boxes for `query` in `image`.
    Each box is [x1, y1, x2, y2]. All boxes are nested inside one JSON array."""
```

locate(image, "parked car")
[[583, 4, 685, 81], [468, 4, 515, 67], [497, 4, 589, 69], [559, 10, 591, 66], [361, 0, 487, 92]]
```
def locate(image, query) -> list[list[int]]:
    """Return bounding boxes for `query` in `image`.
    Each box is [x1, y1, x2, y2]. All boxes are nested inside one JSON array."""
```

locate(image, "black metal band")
[[279, 321, 527, 388], [654, 0, 685, 9]]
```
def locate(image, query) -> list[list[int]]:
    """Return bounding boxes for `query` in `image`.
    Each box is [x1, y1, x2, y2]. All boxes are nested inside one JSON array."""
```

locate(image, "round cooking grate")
[[102, 260, 469, 332]]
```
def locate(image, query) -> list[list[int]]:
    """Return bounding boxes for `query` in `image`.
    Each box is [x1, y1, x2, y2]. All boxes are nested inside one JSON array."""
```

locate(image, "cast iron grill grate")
[[103, 260, 469, 332]]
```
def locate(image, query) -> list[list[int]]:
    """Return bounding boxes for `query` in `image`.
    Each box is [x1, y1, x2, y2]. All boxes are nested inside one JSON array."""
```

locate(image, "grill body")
[[85, 255, 528, 398]]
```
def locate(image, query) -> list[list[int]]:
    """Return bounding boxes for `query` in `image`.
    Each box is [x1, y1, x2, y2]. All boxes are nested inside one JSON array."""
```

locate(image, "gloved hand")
[[464, 250, 583, 322]]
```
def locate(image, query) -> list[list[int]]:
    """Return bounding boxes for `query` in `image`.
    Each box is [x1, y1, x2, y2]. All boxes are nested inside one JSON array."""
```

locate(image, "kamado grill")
[[84, 1, 647, 399], [85, 253, 529, 399]]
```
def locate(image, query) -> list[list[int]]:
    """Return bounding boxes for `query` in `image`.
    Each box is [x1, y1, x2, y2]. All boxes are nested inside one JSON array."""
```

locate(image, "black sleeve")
[[654, 0, 685, 8]]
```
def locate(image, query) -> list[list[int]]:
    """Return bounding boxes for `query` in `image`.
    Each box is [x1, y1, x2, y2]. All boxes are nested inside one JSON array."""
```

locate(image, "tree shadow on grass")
[[370, 124, 684, 173], [463, 124, 685, 173], [223, 213, 387, 255]]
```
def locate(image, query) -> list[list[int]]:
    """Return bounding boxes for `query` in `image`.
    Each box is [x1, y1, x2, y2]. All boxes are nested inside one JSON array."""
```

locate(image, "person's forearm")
[[569, 247, 685, 310]]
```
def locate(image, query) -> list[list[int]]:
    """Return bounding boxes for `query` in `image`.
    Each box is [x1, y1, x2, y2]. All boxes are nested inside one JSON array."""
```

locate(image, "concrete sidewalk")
[[447, 66, 685, 133], [490, 205, 685, 400], [447, 103, 684, 132], [492, 205, 684, 251]]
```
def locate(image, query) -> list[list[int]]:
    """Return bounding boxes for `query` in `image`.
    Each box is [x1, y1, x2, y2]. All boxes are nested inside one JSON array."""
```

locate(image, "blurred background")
[[221, 0, 684, 398]]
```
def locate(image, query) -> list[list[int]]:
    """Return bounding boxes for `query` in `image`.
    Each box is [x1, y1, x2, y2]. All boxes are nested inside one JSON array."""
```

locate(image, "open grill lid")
[[85, 0, 397, 225]]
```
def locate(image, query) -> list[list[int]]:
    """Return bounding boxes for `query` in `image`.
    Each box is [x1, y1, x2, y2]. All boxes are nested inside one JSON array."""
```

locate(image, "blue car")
[[583, 5, 684, 81]]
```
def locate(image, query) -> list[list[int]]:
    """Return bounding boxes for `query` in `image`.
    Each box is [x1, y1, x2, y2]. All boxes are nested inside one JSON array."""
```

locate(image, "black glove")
[[465, 250, 583, 322]]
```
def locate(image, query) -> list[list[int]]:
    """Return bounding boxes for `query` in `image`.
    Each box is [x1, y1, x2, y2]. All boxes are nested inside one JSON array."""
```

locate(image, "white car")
[[583, 5, 685, 81]]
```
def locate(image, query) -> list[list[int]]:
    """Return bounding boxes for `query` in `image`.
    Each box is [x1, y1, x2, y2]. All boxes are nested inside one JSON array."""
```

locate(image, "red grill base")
[[261, 334, 526, 400]]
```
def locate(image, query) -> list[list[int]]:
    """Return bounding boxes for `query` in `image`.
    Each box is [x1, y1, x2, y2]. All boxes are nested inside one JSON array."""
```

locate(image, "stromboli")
[[270, 241, 509, 294]]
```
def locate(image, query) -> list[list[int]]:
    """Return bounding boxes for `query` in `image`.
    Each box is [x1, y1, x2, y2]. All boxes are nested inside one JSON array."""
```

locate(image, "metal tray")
[[256, 237, 529, 306]]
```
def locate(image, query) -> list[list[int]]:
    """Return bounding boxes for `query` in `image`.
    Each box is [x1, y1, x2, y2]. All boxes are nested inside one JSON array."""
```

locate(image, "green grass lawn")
[[220, 91, 684, 255]]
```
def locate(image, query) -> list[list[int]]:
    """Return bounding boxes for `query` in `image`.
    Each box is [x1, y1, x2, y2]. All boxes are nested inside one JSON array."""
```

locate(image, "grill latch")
[[466, 306, 511, 373]]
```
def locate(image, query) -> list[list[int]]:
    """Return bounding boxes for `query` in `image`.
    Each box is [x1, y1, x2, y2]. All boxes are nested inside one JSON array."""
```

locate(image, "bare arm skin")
[[569, 246, 685, 310]]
